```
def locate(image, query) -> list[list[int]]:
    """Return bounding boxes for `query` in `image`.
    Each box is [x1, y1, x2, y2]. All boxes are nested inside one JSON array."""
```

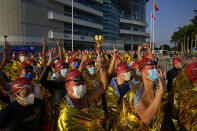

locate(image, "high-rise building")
[[0, 0, 149, 50], [53, 0, 103, 50], [120, 0, 149, 50], [0, 0, 103, 51], [102, 0, 149, 50]]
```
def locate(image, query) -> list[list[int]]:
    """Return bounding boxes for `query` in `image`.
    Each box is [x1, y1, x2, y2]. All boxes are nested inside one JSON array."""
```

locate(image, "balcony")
[[120, 18, 148, 27], [52, 0, 103, 16], [120, 29, 150, 37], [48, 30, 94, 42], [48, 11, 103, 30]]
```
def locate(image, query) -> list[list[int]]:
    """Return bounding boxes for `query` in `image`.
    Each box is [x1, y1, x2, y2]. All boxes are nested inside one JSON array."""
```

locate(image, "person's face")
[[175, 62, 181, 69], [65, 80, 85, 99], [141, 65, 157, 80], [57, 64, 67, 75], [118, 70, 130, 82], [71, 60, 79, 69], [19, 55, 27, 62], [85, 63, 95, 70], [15, 86, 34, 106], [142, 43, 149, 48]]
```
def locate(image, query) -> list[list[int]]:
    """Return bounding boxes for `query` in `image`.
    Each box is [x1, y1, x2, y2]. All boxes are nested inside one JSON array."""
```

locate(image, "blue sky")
[[146, 0, 197, 47]]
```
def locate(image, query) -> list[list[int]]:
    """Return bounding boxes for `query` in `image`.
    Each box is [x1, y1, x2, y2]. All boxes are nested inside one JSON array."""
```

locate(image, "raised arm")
[[78, 55, 87, 72], [108, 44, 117, 77], [87, 54, 108, 101], [147, 47, 154, 60], [0, 42, 10, 71], [137, 45, 143, 61], [56, 39, 63, 61], [42, 36, 47, 67], [137, 70, 166, 125], [38, 49, 53, 88], [143, 43, 154, 60]]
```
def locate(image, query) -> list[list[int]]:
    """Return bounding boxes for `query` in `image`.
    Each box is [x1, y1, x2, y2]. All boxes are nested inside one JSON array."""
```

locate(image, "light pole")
[[72, 0, 74, 51]]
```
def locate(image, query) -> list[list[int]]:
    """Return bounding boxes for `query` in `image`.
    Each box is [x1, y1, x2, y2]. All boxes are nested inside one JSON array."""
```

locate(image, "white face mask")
[[135, 69, 141, 77], [16, 93, 34, 105], [72, 85, 86, 99], [19, 56, 26, 62], [123, 72, 131, 81], [60, 68, 68, 78]]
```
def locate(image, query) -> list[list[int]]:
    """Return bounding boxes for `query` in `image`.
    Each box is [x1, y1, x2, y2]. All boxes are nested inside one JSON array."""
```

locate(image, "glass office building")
[[103, 0, 120, 41], [63, 0, 103, 50], [119, 0, 149, 50], [0, 0, 148, 50]]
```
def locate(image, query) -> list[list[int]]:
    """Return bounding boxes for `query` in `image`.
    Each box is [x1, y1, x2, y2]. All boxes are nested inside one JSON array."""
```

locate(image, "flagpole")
[[153, 11, 154, 50], [153, 0, 155, 51], [150, 10, 152, 49], [72, 0, 74, 51]]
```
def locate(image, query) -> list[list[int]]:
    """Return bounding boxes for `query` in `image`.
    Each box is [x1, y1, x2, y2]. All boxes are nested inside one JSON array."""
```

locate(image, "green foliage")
[[170, 10, 197, 51]]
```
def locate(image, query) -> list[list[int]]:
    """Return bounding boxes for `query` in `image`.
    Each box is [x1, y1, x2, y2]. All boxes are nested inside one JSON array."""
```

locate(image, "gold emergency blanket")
[[0, 99, 7, 110], [178, 89, 197, 131], [170, 69, 193, 118], [105, 79, 140, 130], [83, 71, 103, 108], [116, 88, 164, 131], [3, 61, 21, 81], [105, 85, 120, 130], [169, 69, 196, 130], [57, 98, 105, 131]]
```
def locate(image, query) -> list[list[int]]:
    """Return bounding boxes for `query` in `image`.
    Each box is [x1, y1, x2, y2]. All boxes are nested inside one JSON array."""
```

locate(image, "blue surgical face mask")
[[73, 63, 80, 69], [60, 68, 68, 78], [148, 69, 158, 81], [24, 73, 34, 81], [88, 67, 96, 75], [33, 66, 37, 73]]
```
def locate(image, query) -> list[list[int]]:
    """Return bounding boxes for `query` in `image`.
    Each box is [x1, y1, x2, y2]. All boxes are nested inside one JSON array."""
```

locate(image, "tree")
[[170, 10, 197, 53]]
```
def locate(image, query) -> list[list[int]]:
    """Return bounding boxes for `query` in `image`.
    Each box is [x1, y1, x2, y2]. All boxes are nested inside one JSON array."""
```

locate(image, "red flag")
[[152, 12, 155, 20], [154, 0, 159, 11]]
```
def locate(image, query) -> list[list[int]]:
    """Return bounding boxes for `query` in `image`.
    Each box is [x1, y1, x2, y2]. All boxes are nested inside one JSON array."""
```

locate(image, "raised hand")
[[81, 55, 88, 63], [2, 42, 10, 56], [56, 38, 61, 47], [62, 47, 66, 54], [113, 44, 118, 56], [137, 45, 142, 53], [157, 69, 167, 95], [43, 36, 47, 46], [95, 53, 106, 70], [47, 48, 54, 66]]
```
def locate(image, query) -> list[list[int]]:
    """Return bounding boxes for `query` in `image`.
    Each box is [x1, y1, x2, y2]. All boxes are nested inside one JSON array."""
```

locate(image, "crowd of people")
[[0, 39, 196, 131]]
